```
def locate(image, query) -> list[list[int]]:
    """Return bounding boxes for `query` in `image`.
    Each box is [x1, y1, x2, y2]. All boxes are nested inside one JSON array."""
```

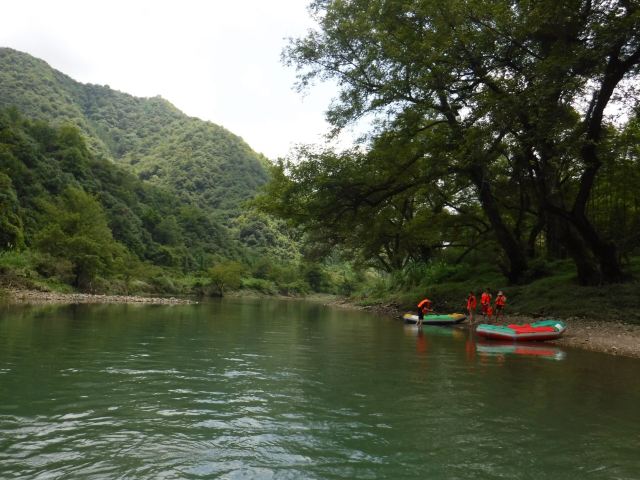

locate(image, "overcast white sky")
[[0, 0, 341, 159]]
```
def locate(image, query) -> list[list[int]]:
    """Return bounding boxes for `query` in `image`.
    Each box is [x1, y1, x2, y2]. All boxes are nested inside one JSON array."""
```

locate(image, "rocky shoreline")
[[4, 289, 195, 305], [327, 299, 640, 359]]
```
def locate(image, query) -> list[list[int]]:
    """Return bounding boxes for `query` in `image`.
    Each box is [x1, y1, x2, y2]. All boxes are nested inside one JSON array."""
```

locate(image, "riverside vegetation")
[[2, 0, 640, 330], [0, 48, 350, 298], [254, 0, 640, 323]]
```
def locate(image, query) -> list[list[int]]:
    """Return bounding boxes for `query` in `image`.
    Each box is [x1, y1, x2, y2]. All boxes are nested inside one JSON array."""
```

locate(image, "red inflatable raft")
[[476, 319, 566, 341]]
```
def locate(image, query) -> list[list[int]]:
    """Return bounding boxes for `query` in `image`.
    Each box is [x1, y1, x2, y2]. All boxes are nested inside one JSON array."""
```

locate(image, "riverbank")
[[3, 289, 195, 305], [4, 288, 640, 359], [326, 298, 640, 359]]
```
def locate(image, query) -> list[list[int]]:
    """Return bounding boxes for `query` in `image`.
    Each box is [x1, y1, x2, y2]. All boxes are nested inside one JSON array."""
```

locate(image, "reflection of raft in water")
[[402, 313, 467, 325], [403, 324, 465, 340], [476, 320, 566, 341], [476, 341, 566, 360]]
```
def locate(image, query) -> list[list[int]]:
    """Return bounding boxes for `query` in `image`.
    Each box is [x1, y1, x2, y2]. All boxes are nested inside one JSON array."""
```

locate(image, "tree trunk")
[[568, 210, 627, 283], [469, 164, 528, 284], [557, 221, 601, 286]]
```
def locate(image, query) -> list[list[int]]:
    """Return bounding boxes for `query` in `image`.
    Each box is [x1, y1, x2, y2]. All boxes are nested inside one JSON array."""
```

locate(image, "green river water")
[[1, 298, 639, 479]]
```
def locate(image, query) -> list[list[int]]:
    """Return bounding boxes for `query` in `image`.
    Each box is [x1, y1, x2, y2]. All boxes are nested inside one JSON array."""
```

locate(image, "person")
[[486, 304, 494, 321], [466, 291, 477, 323], [480, 288, 492, 321], [495, 290, 507, 321], [416, 298, 433, 328]]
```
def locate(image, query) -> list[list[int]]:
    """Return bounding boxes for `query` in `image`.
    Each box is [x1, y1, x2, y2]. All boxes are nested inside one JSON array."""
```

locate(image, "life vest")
[[480, 293, 491, 305], [467, 295, 477, 309], [496, 295, 506, 306], [417, 298, 432, 313]]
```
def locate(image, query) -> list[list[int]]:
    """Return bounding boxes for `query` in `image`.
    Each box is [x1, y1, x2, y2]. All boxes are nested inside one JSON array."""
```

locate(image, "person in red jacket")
[[495, 291, 507, 321], [466, 291, 477, 323], [417, 298, 433, 328], [480, 288, 492, 321]]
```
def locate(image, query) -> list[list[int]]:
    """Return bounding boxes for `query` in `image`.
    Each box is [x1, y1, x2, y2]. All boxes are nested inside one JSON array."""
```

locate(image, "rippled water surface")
[[1, 299, 639, 479]]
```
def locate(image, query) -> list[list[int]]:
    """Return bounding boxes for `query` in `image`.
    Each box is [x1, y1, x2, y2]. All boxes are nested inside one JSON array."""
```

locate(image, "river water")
[[1, 298, 639, 479]]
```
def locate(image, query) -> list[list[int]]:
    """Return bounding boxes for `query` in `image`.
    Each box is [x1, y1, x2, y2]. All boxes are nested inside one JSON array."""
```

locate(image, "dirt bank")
[[4, 289, 196, 305], [326, 299, 640, 359]]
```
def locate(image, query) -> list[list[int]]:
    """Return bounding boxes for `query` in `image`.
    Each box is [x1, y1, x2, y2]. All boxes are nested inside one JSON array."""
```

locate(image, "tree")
[[282, 0, 640, 284], [207, 261, 245, 296], [0, 172, 24, 250], [34, 187, 123, 290]]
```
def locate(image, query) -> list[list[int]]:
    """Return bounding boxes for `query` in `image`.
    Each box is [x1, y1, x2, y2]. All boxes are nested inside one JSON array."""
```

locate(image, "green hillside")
[[0, 47, 268, 214], [0, 47, 309, 296]]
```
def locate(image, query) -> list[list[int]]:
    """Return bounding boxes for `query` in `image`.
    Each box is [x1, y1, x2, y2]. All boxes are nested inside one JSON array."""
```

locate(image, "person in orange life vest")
[[486, 304, 494, 320], [495, 291, 507, 321], [480, 288, 492, 320], [417, 298, 433, 328], [466, 291, 477, 323]]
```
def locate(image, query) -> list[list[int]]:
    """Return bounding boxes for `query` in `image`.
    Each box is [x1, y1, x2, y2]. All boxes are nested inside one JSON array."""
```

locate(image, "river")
[[1, 298, 639, 479]]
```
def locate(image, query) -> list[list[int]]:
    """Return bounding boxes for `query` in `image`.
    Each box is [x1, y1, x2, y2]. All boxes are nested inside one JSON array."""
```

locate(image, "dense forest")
[[258, 0, 640, 281], [0, 48, 341, 296], [253, 0, 640, 317]]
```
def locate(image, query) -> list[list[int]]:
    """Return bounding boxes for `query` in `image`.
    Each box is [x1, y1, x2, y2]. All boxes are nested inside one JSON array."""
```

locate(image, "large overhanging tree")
[[279, 0, 639, 284]]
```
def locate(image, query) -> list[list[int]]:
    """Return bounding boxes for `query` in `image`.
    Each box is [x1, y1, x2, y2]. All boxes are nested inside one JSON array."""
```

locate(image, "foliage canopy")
[[264, 0, 640, 285]]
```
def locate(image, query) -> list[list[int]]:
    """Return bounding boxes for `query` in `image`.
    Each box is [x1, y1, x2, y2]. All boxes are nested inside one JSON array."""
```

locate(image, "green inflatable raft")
[[402, 312, 467, 325]]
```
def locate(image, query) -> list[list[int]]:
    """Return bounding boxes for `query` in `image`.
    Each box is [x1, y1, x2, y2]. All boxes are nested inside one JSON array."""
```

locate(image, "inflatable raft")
[[402, 313, 466, 325], [476, 319, 566, 341]]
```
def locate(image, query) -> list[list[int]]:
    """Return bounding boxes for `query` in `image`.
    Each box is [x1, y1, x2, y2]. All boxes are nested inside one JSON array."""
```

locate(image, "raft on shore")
[[402, 313, 467, 325], [476, 320, 567, 341]]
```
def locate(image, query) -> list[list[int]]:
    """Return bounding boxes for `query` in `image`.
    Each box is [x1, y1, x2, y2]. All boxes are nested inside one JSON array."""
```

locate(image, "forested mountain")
[[0, 47, 268, 213], [0, 47, 305, 294]]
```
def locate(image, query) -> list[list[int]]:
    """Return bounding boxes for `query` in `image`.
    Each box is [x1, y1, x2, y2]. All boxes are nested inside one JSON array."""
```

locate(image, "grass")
[[351, 258, 640, 325]]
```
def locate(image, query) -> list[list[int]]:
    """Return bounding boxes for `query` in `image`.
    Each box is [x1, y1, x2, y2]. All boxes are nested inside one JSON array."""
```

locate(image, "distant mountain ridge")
[[0, 47, 268, 213]]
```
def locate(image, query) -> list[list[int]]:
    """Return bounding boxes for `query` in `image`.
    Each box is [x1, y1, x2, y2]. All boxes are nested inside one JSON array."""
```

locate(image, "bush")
[[149, 275, 178, 294], [34, 253, 74, 284], [208, 260, 245, 295], [0, 250, 32, 274], [128, 279, 152, 294], [278, 280, 309, 296], [241, 277, 278, 294]]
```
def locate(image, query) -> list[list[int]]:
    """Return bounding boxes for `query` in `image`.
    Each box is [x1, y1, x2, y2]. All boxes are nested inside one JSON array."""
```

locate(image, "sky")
[[0, 0, 342, 159]]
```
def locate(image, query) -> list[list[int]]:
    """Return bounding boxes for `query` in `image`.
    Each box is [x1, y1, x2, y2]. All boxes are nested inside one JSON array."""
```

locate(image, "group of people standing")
[[415, 289, 507, 326], [466, 289, 507, 323]]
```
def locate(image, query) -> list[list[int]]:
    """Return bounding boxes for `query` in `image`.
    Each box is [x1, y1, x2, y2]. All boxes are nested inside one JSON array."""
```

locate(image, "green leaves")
[[34, 187, 123, 289], [276, 0, 640, 283], [0, 172, 24, 250], [208, 261, 245, 296]]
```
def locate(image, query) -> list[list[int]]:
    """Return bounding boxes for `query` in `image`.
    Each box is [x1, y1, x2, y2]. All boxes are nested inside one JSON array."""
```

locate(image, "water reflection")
[[475, 340, 567, 361], [2, 299, 638, 480], [403, 324, 464, 339], [415, 330, 428, 355], [403, 322, 567, 362]]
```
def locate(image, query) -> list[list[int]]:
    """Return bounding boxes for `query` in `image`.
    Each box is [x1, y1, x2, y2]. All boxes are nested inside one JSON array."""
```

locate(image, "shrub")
[[241, 277, 277, 295]]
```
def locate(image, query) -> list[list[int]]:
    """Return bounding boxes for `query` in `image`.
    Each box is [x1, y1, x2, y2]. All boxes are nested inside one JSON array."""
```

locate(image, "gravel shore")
[[327, 299, 640, 359], [5, 289, 196, 305]]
